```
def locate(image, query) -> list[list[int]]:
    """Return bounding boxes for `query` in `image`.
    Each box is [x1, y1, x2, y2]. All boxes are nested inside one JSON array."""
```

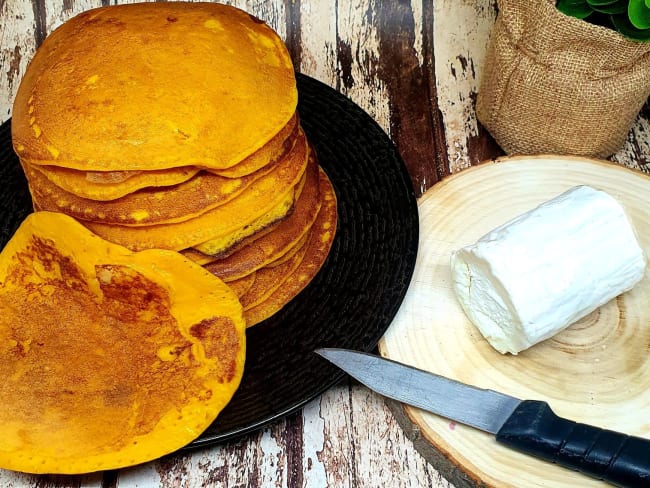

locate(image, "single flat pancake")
[[245, 168, 337, 327], [199, 153, 321, 280], [83, 133, 308, 251], [12, 3, 297, 171], [24, 140, 290, 226], [28, 164, 200, 201], [0, 212, 246, 474]]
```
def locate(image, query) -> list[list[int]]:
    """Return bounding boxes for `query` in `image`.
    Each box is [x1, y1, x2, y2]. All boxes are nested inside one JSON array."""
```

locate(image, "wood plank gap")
[[283, 411, 305, 488], [345, 378, 360, 487], [333, 0, 351, 94], [31, 0, 47, 47], [422, 0, 450, 187], [285, 0, 302, 72], [376, 0, 440, 197], [100, 470, 119, 488]]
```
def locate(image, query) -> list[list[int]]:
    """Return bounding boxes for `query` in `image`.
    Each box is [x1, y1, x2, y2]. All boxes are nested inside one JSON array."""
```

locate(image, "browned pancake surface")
[[0, 212, 246, 473], [12, 3, 297, 171]]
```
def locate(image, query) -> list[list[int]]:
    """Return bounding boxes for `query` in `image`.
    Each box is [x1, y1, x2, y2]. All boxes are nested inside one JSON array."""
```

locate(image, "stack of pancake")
[[11, 2, 336, 327]]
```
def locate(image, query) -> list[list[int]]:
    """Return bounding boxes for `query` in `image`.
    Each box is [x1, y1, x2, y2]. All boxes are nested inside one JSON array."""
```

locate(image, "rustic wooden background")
[[1, 1, 648, 487]]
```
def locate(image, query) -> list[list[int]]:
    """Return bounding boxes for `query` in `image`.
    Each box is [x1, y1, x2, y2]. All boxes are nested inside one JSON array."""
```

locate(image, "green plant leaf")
[[629, 0, 650, 28], [591, 0, 628, 14], [586, 0, 619, 6], [611, 13, 650, 40], [646, 0, 650, 9], [557, 0, 594, 18]]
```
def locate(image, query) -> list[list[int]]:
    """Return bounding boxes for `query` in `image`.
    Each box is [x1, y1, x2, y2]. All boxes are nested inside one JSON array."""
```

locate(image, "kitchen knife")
[[315, 348, 650, 488]]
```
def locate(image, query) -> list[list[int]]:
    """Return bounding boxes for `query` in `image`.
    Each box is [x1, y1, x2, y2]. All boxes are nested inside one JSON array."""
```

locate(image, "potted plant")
[[476, 0, 650, 158], [557, 0, 650, 41]]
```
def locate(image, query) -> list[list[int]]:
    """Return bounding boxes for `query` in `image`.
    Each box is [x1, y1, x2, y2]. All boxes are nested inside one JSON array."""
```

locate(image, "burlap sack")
[[477, 0, 650, 158]]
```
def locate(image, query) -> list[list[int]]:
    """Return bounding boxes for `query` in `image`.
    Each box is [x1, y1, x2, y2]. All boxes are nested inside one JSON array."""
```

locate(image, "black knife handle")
[[495, 400, 650, 487]]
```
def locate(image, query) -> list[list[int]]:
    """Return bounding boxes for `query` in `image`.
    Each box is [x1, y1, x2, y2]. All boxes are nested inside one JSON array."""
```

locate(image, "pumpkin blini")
[[0, 212, 246, 474], [12, 3, 297, 171], [26, 164, 200, 201]]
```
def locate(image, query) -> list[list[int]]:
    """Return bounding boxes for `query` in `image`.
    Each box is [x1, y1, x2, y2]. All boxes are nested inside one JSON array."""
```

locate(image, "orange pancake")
[[181, 209, 286, 265], [82, 133, 309, 251], [13, 3, 297, 171], [0, 211, 245, 473], [244, 167, 337, 327], [28, 164, 200, 201], [200, 153, 321, 280], [24, 139, 291, 226]]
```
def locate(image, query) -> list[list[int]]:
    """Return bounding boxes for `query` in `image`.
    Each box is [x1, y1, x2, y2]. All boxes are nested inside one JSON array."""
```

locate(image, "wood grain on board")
[[0, 1, 648, 487]]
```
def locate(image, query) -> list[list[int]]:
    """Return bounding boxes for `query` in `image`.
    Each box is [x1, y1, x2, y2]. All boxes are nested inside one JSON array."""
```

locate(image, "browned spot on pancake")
[[190, 317, 216, 339], [190, 316, 240, 382]]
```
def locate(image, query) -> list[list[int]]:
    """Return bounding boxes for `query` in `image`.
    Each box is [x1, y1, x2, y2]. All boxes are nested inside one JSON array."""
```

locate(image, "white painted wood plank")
[[334, 0, 390, 133], [411, 0, 425, 68], [295, 0, 338, 89], [433, 0, 497, 173], [42, 0, 102, 34], [348, 385, 451, 488], [0, 0, 36, 123], [312, 384, 452, 488], [312, 384, 356, 486], [301, 392, 329, 486], [224, 0, 287, 41]]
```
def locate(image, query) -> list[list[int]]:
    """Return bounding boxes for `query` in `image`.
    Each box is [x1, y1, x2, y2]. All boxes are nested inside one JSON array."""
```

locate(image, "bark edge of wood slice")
[[379, 155, 650, 488]]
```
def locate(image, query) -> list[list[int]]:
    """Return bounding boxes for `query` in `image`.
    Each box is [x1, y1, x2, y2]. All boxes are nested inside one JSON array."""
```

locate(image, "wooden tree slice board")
[[379, 156, 650, 488]]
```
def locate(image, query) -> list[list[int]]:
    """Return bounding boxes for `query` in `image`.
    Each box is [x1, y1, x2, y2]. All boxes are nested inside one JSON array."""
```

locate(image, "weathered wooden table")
[[1, 1, 648, 487]]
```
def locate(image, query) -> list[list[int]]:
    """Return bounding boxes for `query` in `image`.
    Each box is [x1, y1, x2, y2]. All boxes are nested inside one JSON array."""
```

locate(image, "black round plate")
[[0, 73, 419, 447]]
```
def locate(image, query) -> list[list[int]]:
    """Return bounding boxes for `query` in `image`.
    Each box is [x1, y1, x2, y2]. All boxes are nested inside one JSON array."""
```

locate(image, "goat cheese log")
[[451, 185, 647, 354]]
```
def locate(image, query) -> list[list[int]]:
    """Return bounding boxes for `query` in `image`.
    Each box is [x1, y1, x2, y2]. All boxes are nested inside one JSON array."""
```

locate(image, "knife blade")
[[315, 348, 650, 488]]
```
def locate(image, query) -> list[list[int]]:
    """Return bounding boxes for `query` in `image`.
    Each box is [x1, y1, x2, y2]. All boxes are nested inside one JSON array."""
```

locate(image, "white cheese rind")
[[450, 185, 647, 355]]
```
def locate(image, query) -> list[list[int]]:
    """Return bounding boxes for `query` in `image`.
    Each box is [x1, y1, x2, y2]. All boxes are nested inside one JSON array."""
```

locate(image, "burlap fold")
[[477, 0, 650, 158]]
